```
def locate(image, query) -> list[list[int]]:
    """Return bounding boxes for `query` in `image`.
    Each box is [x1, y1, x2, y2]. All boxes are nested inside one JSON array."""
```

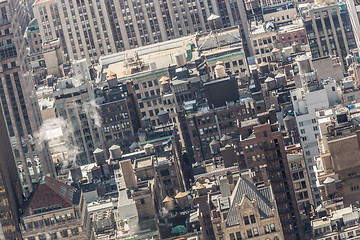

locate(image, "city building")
[[95, 77, 141, 154], [20, 177, 95, 240], [286, 145, 314, 232], [291, 55, 341, 206], [0, 0, 55, 192], [346, 0, 360, 51], [53, 60, 106, 165], [25, 19, 46, 84], [302, 1, 357, 68], [180, 99, 255, 162], [240, 109, 304, 239], [316, 104, 360, 207], [195, 26, 249, 79], [250, 22, 278, 64], [277, 20, 308, 48], [33, 0, 250, 64], [311, 206, 360, 240], [263, 1, 297, 24], [0, 95, 24, 239], [210, 173, 284, 240]]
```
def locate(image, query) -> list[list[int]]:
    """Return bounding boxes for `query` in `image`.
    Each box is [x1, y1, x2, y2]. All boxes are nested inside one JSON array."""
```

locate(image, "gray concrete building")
[[33, 0, 250, 64]]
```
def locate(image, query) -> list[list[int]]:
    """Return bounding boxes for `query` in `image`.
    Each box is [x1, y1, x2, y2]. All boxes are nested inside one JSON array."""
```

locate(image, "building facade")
[[303, 2, 356, 68], [210, 176, 284, 240], [95, 78, 141, 154], [0, 94, 23, 239], [316, 106, 360, 207], [53, 62, 106, 165], [33, 0, 250, 64], [291, 55, 340, 207], [240, 111, 304, 240], [0, 0, 55, 192], [20, 177, 94, 240]]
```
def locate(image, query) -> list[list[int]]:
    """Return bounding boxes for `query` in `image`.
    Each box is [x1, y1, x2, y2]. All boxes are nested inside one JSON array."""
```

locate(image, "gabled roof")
[[23, 177, 80, 217], [225, 177, 274, 227]]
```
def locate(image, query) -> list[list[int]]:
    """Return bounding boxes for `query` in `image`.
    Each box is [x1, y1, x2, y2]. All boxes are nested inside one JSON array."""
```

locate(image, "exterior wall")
[[288, 154, 314, 213], [263, 8, 297, 24], [240, 123, 304, 239], [291, 83, 340, 206], [54, 83, 106, 165], [133, 73, 176, 126], [303, 3, 356, 68], [181, 102, 255, 162], [98, 99, 136, 153], [250, 31, 277, 64], [0, 85, 23, 239], [0, 0, 55, 192], [33, 0, 250, 64], [205, 48, 249, 80], [346, 0, 360, 51], [21, 194, 94, 240], [277, 28, 308, 48], [323, 130, 360, 206]]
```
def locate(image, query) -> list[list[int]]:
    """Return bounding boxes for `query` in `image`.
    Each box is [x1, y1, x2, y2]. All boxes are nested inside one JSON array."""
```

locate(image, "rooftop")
[[225, 177, 274, 227], [23, 177, 80, 218]]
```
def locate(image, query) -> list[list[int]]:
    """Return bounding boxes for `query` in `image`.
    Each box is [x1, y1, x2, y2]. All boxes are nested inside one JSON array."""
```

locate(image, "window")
[[229, 233, 235, 240], [71, 228, 79, 235], [253, 227, 259, 236], [140, 199, 145, 204], [49, 232, 57, 239], [244, 216, 250, 225], [60, 230, 68, 238], [38, 234, 46, 240], [305, 151, 311, 156], [313, 126, 318, 131], [300, 129, 305, 134], [270, 223, 276, 232], [348, 95, 355, 101], [247, 229, 253, 238], [250, 215, 256, 224]]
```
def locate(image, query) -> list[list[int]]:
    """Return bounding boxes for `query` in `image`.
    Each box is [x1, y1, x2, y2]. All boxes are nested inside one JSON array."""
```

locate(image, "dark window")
[[244, 216, 250, 225], [250, 215, 256, 224]]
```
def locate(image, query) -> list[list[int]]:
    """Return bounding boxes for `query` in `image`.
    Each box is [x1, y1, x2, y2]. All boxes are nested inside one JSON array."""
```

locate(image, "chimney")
[[120, 160, 138, 189]]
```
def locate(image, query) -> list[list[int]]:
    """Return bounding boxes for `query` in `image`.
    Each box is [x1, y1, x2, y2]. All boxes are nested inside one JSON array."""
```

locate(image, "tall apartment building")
[[286, 145, 314, 232], [303, 1, 356, 68], [53, 60, 106, 165], [290, 55, 340, 207], [0, 97, 23, 239], [95, 77, 141, 154], [240, 110, 304, 240], [33, 0, 250, 64], [0, 0, 55, 192]]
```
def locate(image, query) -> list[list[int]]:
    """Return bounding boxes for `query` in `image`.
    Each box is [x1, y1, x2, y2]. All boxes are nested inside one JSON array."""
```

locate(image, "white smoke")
[[159, 207, 169, 218], [34, 117, 80, 165], [87, 99, 102, 128]]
